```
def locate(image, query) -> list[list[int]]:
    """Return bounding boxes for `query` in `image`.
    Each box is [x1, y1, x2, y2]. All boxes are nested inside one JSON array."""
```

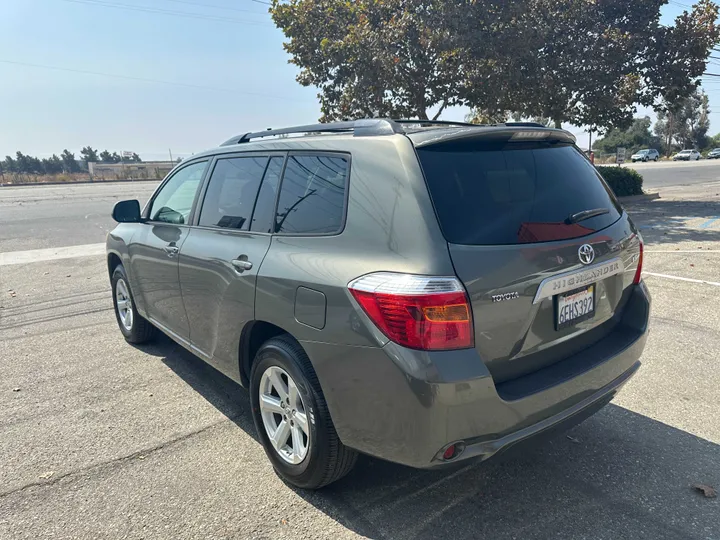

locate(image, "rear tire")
[[111, 264, 156, 344], [250, 335, 357, 489]]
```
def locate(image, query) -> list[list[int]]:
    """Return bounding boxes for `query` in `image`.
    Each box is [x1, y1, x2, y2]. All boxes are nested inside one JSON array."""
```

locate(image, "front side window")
[[149, 161, 207, 224], [198, 156, 268, 230], [274, 154, 348, 235]]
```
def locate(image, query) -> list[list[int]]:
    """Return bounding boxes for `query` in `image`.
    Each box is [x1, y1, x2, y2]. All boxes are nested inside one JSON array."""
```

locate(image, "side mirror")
[[112, 199, 142, 223]]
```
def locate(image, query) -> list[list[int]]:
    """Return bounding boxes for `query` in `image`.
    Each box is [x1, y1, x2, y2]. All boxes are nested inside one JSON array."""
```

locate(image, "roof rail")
[[395, 119, 551, 129], [393, 119, 479, 128], [220, 118, 404, 146]]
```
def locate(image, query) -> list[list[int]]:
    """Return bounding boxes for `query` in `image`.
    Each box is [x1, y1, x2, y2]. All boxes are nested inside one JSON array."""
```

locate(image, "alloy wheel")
[[115, 278, 134, 331], [258, 366, 310, 465]]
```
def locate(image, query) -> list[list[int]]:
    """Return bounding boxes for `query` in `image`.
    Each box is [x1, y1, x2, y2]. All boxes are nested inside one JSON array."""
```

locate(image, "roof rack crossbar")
[[220, 119, 404, 146]]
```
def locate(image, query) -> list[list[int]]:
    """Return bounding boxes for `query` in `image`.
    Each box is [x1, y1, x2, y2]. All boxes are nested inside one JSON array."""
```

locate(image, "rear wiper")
[[565, 208, 610, 224]]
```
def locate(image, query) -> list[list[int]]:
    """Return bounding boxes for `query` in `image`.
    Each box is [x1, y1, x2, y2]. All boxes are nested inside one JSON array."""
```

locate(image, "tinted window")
[[149, 161, 207, 224], [417, 142, 621, 245], [250, 156, 284, 233], [274, 155, 348, 234], [199, 156, 268, 230]]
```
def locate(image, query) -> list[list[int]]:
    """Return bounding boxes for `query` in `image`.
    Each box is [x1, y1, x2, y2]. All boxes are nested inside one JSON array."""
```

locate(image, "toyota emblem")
[[578, 244, 595, 265]]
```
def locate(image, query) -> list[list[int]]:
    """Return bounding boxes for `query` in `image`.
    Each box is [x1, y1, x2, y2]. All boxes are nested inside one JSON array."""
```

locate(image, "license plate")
[[556, 285, 595, 329]]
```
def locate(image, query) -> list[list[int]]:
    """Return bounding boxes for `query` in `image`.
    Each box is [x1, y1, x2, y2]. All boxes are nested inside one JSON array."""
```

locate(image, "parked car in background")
[[631, 149, 659, 162], [707, 148, 720, 159], [106, 119, 649, 489], [672, 149, 701, 161]]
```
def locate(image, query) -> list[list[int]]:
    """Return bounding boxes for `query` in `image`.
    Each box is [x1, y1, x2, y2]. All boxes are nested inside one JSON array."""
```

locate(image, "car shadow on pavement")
[[146, 337, 720, 539], [624, 199, 720, 246]]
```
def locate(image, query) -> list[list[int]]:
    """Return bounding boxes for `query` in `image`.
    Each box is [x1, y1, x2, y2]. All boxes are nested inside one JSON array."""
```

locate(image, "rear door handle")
[[163, 245, 179, 257], [231, 259, 253, 272]]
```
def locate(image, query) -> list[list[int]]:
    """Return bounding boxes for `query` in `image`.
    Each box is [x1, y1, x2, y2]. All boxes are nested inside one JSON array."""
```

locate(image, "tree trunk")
[[554, 117, 562, 129], [417, 109, 429, 120]]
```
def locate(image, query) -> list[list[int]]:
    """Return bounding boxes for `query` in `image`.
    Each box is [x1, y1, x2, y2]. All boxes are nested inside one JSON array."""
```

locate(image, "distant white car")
[[672, 150, 701, 161], [631, 149, 659, 162]]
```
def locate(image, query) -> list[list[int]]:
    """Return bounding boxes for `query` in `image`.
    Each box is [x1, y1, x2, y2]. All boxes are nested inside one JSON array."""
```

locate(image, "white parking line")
[[643, 272, 720, 287], [0, 243, 106, 266]]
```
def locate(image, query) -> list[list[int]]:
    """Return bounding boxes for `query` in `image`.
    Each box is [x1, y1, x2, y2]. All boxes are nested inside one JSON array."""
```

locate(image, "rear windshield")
[[417, 141, 622, 245]]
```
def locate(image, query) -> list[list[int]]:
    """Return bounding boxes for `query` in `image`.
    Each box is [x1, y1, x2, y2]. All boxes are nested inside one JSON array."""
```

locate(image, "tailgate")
[[448, 219, 641, 383], [414, 133, 642, 383]]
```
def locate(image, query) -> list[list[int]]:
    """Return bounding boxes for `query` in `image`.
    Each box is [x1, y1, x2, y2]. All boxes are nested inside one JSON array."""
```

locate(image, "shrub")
[[595, 166, 644, 197]]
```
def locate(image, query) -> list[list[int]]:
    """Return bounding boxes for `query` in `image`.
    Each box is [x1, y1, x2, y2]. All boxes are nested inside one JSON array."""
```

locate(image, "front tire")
[[250, 335, 357, 489], [111, 264, 156, 344]]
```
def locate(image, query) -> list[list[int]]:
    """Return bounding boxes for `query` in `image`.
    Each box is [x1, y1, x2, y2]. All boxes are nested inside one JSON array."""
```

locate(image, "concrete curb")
[[0, 179, 160, 188], [618, 192, 661, 203]]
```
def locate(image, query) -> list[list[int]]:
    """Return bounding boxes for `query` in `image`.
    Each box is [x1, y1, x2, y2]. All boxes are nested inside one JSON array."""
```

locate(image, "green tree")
[[654, 89, 710, 151], [60, 149, 79, 173], [271, 0, 720, 130], [111, 152, 122, 163], [99, 150, 118, 163], [271, 0, 460, 121], [80, 146, 99, 162], [459, 0, 720, 130], [593, 117, 662, 155], [130, 153, 142, 162]]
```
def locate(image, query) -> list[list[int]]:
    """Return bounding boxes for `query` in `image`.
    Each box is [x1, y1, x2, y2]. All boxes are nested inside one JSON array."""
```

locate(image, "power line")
[[161, 0, 268, 14], [0, 59, 302, 101], [59, 0, 272, 25]]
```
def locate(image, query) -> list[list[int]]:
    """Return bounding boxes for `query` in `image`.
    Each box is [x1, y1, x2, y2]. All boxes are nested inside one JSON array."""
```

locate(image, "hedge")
[[595, 166, 644, 197]]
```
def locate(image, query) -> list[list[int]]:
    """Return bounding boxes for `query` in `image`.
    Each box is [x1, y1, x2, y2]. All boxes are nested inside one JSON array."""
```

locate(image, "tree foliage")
[[80, 146, 99, 162], [271, 0, 720, 130], [271, 0, 459, 121], [593, 116, 663, 155], [1, 148, 143, 176], [654, 89, 710, 150]]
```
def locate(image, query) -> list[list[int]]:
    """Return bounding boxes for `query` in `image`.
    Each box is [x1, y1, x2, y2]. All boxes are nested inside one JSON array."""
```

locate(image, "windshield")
[[637, 150, 649, 154], [417, 141, 622, 245], [679, 151, 692, 154]]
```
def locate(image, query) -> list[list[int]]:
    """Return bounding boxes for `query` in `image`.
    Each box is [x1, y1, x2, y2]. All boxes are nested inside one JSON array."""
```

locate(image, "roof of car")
[[210, 119, 576, 154]]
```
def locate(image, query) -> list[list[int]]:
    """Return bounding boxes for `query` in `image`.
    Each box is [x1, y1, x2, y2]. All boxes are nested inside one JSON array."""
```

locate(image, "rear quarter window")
[[416, 142, 622, 245], [274, 154, 349, 235]]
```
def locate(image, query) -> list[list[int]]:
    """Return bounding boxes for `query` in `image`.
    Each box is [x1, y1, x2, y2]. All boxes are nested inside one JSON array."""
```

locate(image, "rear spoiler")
[[411, 127, 576, 148]]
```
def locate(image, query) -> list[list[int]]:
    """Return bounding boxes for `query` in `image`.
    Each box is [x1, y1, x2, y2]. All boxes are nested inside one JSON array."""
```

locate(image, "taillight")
[[348, 273, 474, 351], [633, 238, 644, 284]]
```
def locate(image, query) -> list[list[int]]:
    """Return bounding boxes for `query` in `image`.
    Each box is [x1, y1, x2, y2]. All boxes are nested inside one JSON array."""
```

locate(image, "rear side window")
[[274, 154, 348, 235], [199, 156, 268, 230], [417, 142, 622, 245]]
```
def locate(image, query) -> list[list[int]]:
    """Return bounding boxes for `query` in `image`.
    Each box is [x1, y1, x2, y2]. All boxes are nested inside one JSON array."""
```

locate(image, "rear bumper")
[[302, 282, 650, 469]]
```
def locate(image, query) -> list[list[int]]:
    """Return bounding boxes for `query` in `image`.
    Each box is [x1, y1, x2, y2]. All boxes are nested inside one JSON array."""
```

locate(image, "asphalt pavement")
[[1, 173, 719, 539], [625, 159, 720, 189]]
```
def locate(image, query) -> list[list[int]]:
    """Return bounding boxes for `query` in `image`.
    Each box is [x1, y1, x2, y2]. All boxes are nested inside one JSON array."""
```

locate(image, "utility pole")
[[169, 148, 173, 165]]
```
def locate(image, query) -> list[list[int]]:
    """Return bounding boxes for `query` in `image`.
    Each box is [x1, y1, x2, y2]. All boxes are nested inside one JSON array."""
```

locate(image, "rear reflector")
[[348, 273, 474, 351], [633, 237, 644, 285]]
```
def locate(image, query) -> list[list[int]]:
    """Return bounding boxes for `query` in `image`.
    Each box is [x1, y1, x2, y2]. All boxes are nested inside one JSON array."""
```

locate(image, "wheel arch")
[[238, 320, 295, 387], [107, 251, 123, 280]]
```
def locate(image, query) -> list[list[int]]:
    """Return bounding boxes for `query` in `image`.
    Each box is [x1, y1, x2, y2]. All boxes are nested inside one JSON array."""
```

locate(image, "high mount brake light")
[[348, 273, 474, 351]]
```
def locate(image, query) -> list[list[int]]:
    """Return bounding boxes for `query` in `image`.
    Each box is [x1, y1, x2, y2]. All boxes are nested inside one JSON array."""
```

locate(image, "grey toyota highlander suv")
[[107, 119, 650, 489]]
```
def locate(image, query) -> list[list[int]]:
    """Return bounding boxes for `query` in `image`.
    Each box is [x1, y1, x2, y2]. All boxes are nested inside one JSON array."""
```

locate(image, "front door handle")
[[231, 258, 253, 272], [163, 245, 179, 257]]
